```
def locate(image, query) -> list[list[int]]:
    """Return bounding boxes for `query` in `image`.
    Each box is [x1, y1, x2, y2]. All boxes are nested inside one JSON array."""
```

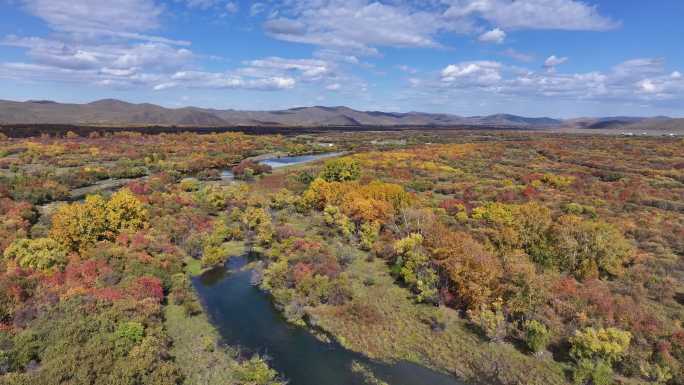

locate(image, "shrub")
[[573, 359, 614, 385], [50, 195, 108, 251], [570, 327, 632, 364], [235, 355, 283, 385], [359, 222, 380, 251], [114, 321, 145, 355], [394, 233, 438, 303], [115, 322, 145, 345], [106, 188, 149, 233], [233, 160, 271, 180], [524, 320, 551, 354], [202, 244, 230, 267], [552, 216, 633, 279], [50, 190, 148, 251], [469, 300, 506, 342], [3, 238, 68, 271], [179, 178, 200, 192], [323, 205, 355, 238], [320, 158, 361, 182]]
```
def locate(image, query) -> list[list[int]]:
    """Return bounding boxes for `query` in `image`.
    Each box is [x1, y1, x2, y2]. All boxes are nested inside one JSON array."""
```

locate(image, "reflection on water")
[[260, 152, 345, 169], [193, 256, 465, 385]]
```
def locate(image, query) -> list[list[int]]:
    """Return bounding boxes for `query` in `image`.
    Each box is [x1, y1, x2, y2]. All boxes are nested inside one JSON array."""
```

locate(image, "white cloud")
[[326, 83, 341, 91], [672, 71, 682, 79], [544, 55, 568, 71], [262, 0, 616, 56], [243, 57, 332, 80], [1, 36, 194, 72], [612, 58, 664, 79], [19, 0, 181, 43], [264, 1, 448, 54], [428, 57, 684, 105], [636, 79, 660, 94], [441, 61, 502, 85], [250, 2, 266, 16], [167, 70, 296, 90], [183, 0, 219, 9], [225, 1, 239, 13], [443, 0, 618, 31], [478, 28, 506, 44]]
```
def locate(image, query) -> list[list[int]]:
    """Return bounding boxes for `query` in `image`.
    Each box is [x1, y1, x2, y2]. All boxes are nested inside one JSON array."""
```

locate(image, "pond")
[[193, 256, 466, 385], [259, 152, 346, 169], [220, 151, 345, 183]]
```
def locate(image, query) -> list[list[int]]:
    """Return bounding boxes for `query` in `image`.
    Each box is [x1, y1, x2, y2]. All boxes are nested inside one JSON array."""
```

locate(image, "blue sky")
[[0, 0, 683, 117]]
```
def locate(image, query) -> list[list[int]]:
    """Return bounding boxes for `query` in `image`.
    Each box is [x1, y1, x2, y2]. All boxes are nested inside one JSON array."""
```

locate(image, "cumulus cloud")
[[264, 1, 449, 54], [183, 0, 219, 9], [163, 71, 296, 90], [478, 28, 506, 44], [2, 0, 323, 92], [431, 57, 684, 104], [2, 35, 194, 72], [443, 0, 618, 31], [18, 0, 189, 44], [240, 57, 336, 82], [636, 79, 660, 94], [544, 55, 568, 71], [441, 61, 502, 85], [262, 0, 616, 56]]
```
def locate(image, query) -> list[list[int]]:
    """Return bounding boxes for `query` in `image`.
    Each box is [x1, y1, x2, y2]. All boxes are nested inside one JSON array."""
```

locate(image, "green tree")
[[3, 237, 68, 271], [324, 205, 355, 238], [359, 222, 379, 251], [241, 207, 273, 245], [552, 216, 633, 279], [394, 233, 438, 302], [573, 359, 614, 385], [524, 320, 551, 354], [468, 299, 506, 342], [114, 321, 145, 355], [320, 158, 361, 182], [570, 327, 631, 364]]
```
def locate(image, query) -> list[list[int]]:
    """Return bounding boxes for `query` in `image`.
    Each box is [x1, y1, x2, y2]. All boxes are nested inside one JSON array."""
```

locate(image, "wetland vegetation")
[[0, 129, 682, 385]]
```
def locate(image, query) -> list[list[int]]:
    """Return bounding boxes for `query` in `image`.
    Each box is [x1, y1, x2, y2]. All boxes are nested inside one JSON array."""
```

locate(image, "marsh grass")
[[307, 257, 570, 385]]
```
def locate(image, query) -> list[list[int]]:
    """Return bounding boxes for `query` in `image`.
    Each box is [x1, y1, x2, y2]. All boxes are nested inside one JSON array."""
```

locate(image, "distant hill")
[[564, 116, 684, 131], [0, 99, 681, 131], [0, 99, 563, 128]]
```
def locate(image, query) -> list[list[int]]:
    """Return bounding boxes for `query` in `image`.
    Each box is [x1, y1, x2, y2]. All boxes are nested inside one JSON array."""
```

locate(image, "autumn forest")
[[0, 129, 682, 385]]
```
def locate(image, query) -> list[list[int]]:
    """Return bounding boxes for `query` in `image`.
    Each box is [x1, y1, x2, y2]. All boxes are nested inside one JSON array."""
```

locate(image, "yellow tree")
[[106, 188, 149, 233], [50, 195, 108, 251]]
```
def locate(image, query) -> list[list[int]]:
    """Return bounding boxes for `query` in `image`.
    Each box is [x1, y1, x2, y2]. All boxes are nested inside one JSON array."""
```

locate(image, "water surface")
[[193, 256, 466, 385], [260, 152, 345, 169]]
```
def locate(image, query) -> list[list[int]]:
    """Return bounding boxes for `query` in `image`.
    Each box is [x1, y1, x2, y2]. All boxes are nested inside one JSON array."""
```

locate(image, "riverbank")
[[307, 255, 569, 385], [164, 248, 284, 385]]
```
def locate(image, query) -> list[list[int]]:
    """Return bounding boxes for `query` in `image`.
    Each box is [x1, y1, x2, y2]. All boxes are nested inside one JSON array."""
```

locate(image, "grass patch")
[[164, 304, 239, 385], [185, 257, 204, 277], [223, 240, 247, 257], [165, 303, 285, 385], [307, 257, 570, 385]]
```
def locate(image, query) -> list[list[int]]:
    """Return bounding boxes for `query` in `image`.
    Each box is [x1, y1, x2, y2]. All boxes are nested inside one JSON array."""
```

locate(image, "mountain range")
[[0, 99, 682, 131]]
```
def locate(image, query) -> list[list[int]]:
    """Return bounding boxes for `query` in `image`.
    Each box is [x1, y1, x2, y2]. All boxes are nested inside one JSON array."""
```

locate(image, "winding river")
[[197, 152, 465, 385], [194, 256, 465, 385]]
